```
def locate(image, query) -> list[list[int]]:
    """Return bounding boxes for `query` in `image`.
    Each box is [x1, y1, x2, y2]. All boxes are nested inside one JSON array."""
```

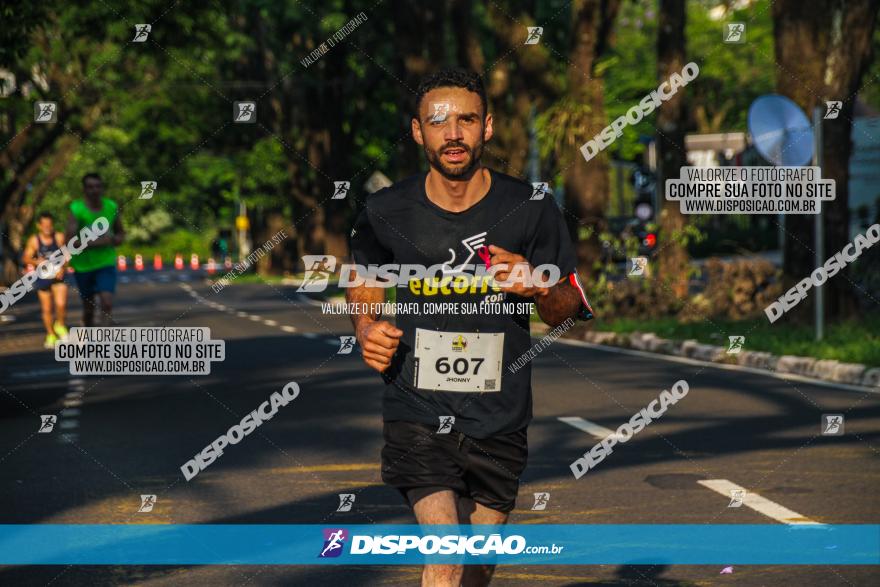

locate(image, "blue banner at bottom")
[[0, 524, 877, 565]]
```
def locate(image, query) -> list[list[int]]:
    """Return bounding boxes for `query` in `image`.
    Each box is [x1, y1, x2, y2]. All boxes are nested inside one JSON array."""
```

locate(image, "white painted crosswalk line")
[[558, 416, 626, 440], [698, 479, 822, 525]]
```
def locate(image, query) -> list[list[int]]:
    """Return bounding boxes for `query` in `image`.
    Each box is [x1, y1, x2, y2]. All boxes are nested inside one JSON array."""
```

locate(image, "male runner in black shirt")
[[347, 68, 592, 586]]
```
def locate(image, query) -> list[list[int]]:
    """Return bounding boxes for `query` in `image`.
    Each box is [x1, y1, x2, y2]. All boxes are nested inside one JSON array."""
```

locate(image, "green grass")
[[596, 315, 880, 367], [212, 273, 288, 285]]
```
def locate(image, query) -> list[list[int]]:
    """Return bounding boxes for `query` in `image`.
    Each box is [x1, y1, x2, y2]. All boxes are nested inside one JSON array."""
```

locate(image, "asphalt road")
[[0, 269, 878, 586]]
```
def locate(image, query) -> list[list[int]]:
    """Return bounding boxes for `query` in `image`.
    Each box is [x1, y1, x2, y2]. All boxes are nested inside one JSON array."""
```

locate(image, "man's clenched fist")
[[356, 320, 403, 373]]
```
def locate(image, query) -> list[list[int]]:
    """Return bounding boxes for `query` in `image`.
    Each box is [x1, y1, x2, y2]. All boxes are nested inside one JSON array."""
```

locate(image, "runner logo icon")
[[319, 528, 348, 558], [338, 336, 356, 354], [38, 415, 56, 433], [824, 101, 842, 119], [530, 182, 549, 200], [531, 492, 550, 510], [430, 103, 450, 123], [234, 102, 256, 123], [728, 489, 745, 508], [35, 102, 57, 123], [727, 336, 745, 354], [336, 494, 355, 512], [332, 181, 350, 200], [630, 256, 647, 276], [138, 494, 157, 512], [133, 24, 151, 42], [822, 414, 844, 436], [525, 27, 543, 45], [140, 181, 157, 200], [437, 416, 455, 434], [298, 255, 337, 292], [724, 23, 745, 43]]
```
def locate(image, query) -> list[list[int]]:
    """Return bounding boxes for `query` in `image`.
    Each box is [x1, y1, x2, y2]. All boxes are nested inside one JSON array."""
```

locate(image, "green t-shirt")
[[69, 198, 118, 272]]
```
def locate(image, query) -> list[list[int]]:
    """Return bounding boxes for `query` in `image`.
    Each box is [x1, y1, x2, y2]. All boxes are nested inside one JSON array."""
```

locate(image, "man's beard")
[[424, 139, 483, 180]]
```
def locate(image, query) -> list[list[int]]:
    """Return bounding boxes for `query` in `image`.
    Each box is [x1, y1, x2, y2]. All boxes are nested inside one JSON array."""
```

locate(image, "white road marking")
[[697, 479, 822, 525], [61, 376, 82, 444], [248, 315, 261, 322], [558, 416, 626, 440], [281, 326, 297, 333], [262, 319, 278, 327], [10, 367, 69, 379], [236, 312, 248, 318]]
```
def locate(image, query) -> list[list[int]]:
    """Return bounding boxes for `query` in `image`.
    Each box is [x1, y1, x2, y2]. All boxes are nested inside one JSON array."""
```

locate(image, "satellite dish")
[[748, 94, 814, 166]]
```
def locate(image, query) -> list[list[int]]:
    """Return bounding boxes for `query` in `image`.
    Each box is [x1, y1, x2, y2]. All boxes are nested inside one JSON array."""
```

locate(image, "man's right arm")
[[21, 236, 39, 267], [346, 278, 402, 373]]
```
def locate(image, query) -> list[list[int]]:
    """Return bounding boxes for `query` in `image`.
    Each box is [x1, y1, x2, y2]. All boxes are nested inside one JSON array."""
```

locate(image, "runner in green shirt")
[[65, 173, 125, 326]]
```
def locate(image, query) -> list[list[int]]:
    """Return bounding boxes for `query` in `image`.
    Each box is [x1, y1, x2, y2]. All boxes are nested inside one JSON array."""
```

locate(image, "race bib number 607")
[[413, 328, 503, 393]]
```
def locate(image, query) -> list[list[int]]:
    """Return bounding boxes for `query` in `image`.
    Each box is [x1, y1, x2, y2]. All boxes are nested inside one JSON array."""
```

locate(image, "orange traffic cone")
[[190, 254, 200, 270], [117, 255, 127, 271], [153, 254, 163, 270], [174, 254, 184, 270], [134, 254, 144, 271], [224, 256, 233, 270], [207, 258, 217, 275]]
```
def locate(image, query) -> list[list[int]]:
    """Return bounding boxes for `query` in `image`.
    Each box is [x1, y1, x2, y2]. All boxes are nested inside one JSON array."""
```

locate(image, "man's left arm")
[[487, 245, 583, 328]]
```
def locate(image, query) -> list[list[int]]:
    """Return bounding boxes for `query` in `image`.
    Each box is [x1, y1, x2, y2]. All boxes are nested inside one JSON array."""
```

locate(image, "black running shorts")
[[381, 420, 528, 513]]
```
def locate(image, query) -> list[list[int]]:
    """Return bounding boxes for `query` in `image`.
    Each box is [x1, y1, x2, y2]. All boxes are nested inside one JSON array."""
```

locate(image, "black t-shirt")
[[349, 168, 577, 439]]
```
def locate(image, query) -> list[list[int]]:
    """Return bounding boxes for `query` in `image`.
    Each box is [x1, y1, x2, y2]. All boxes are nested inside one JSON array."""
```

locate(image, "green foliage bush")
[[682, 258, 783, 322], [117, 228, 214, 260]]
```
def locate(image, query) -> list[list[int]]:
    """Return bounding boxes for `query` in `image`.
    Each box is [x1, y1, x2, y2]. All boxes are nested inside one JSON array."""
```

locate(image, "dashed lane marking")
[[558, 416, 626, 441], [698, 479, 822, 525]]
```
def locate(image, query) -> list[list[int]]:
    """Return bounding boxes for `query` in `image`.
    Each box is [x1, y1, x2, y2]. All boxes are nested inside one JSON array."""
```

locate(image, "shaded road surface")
[[1, 270, 877, 585]]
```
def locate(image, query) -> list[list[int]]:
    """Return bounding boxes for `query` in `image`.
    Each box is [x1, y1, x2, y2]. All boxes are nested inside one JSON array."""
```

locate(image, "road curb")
[[534, 324, 878, 389]]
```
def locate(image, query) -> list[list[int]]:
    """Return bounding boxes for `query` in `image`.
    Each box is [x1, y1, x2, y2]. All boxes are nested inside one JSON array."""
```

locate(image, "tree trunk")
[[392, 0, 445, 177], [563, 0, 620, 278], [773, 0, 879, 320], [450, 0, 485, 72], [656, 0, 689, 298]]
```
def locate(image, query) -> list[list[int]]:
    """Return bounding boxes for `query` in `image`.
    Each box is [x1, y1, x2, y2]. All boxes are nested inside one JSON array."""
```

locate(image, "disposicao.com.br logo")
[[318, 528, 564, 558]]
